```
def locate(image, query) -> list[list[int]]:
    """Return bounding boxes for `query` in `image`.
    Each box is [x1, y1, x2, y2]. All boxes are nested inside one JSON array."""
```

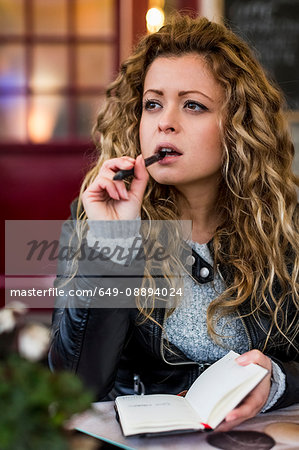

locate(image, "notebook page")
[[116, 394, 203, 435], [185, 351, 268, 424]]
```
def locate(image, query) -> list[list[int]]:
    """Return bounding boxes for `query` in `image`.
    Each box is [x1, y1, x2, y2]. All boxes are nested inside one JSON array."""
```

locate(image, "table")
[[68, 401, 299, 450]]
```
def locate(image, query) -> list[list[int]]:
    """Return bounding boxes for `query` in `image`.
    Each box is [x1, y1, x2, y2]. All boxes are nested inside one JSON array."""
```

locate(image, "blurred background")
[[1, 0, 299, 313]]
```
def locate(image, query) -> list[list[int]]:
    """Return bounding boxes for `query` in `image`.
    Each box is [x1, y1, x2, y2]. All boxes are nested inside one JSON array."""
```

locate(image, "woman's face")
[[139, 54, 224, 190]]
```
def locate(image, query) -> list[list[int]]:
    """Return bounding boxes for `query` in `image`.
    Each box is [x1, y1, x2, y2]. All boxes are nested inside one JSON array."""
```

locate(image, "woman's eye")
[[184, 101, 207, 112], [143, 100, 161, 111]]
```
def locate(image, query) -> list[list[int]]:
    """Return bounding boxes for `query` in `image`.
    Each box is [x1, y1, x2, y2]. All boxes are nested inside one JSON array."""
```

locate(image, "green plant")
[[0, 304, 93, 450], [0, 354, 93, 450]]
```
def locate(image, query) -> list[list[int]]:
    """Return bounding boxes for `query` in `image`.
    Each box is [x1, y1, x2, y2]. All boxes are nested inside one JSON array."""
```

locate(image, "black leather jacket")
[[49, 206, 299, 411]]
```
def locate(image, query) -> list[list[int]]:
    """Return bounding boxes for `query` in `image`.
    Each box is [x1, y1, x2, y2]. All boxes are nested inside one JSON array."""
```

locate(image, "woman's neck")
[[177, 184, 220, 244]]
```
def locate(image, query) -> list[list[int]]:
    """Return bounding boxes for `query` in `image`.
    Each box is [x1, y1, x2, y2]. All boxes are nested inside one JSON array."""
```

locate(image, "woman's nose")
[[158, 107, 179, 133]]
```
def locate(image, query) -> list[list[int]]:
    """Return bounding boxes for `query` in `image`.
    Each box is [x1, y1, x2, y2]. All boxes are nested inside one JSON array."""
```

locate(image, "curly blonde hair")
[[78, 14, 299, 353]]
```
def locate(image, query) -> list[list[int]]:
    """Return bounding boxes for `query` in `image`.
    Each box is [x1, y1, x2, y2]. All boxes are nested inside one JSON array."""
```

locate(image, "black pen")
[[113, 151, 166, 181]]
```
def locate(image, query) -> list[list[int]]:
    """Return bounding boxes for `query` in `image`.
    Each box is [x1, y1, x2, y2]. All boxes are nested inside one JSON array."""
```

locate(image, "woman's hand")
[[82, 155, 149, 220], [216, 350, 272, 432]]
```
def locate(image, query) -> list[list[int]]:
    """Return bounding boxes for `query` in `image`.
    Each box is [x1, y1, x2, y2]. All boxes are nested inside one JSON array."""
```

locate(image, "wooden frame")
[[0, 0, 120, 145]]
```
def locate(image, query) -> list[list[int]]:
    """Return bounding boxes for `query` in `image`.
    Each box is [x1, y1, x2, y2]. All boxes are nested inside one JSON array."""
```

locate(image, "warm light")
[[28, 110, 53, 143], [28, 99, 61, 143], [146, 7, 165, 33]]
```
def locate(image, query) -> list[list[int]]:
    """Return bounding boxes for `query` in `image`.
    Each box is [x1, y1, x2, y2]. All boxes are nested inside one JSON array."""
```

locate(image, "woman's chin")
[[151, 175, 176, 186]]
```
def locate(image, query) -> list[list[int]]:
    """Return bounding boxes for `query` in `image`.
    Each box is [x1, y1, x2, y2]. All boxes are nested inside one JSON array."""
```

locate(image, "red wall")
[[1, 143, 96, 308]]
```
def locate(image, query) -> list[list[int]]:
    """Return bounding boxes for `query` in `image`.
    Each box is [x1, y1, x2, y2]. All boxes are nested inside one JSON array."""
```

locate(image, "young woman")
[[49, 14, 299, 431]]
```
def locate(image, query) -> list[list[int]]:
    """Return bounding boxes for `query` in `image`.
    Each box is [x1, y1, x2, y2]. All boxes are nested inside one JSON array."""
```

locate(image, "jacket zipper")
[[159, 308, 200, 368], [133, 309, 198, 396]]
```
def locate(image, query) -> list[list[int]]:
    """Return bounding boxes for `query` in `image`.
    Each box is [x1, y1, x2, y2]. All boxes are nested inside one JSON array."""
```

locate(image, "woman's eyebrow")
[[178, 90, 213, 102], [143, 89, 163, 97], [143, 88, 213, 102]]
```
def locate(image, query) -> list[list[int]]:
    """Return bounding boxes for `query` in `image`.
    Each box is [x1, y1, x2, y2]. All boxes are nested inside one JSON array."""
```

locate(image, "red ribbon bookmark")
[[200, 423, 212, 430]]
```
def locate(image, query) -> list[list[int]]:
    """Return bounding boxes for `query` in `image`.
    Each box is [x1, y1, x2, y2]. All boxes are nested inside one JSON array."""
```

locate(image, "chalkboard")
[[225, 0, 299, 110]]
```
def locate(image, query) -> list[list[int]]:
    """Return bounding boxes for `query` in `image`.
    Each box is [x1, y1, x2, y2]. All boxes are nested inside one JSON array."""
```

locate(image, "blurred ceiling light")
[[146, 7, 165, 33], [148, 0, 165, 8]]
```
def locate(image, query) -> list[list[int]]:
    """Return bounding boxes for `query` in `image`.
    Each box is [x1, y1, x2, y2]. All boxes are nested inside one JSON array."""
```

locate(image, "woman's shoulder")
[[69, 197, 83, 220], [58, 198, 84, 241]]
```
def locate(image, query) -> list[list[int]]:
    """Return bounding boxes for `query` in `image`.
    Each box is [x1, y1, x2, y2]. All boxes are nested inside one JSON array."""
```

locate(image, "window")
[[0, 0, 119, 143]]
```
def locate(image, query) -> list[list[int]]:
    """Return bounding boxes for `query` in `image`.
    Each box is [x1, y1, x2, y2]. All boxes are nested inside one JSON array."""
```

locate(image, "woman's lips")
[[156, 145, 183, 164], [158, 152, 182, 164]]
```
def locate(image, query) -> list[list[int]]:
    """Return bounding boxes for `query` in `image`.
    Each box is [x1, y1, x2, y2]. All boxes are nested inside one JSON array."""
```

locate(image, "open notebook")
[[115, 351, 268, 437]]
